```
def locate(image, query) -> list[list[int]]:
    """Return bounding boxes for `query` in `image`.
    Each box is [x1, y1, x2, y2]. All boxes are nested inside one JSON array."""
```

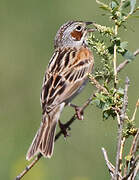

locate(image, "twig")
[[123, 129, 139, 178], [55, 92, 95, 141], [102, 147, 115, 176], [114, 77, 130, 180], [122, 155, 139, 180], [115, 110, 121, 126], [132, 160, 139, 180], [119, 137, 126, 174], [130, 129, 139, 157], [15, 153, 42, 180], [117, 49, 139, 73], [89, 74, 109, 94], [102, 148, 123, 179], [131, 99, 139, 122], [113, 25, 118, 86]]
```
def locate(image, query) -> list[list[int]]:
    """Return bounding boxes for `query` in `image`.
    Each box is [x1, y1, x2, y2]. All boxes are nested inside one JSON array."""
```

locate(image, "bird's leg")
[[58, 120, 70, 138], [68, 103, 84, 120]]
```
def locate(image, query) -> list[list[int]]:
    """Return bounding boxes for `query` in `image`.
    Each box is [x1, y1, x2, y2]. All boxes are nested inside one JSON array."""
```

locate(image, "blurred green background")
[[0, 0, 139, 179]]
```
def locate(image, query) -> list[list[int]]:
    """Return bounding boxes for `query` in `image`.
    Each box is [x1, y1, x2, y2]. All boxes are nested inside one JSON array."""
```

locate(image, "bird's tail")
[[26, 115, 57, 161]]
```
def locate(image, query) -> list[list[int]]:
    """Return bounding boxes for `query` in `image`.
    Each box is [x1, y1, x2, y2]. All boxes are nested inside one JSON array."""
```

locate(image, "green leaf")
[[108, 44, 114, 54], [125, 155, 132, 161], [117, 88, 124, 96], [122, 50, 135, 61], [120, 41, 128, 49], [93, 99, 101, 107], [103, 111, 109, 119], [99, 6, 111, 11], [130, 0, 136, 14], [96, 0, 112, 11], [122, 1, 130, 9], [110, 1, 118, 9], [112, 0, 119, 5], [103, 104, 110, 111]]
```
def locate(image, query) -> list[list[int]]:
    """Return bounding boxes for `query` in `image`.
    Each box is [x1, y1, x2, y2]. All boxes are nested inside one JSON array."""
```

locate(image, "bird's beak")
[[85, 22, 96, 32], [85, 22, 93, 26], [87, 29, 96, 32]]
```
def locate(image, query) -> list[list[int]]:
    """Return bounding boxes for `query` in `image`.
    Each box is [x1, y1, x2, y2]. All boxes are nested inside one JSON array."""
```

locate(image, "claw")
[[75, 107, 84, 120], [58, 120, 70, 138]]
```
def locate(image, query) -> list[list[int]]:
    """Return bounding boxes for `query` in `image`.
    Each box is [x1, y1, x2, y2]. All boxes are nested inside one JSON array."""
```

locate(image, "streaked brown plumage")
[[26, 21, 94, 161]]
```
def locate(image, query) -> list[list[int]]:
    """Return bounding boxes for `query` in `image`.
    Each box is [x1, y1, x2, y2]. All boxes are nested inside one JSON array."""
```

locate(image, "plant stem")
[[113, 24, 118, 87], [114, 77, 129, 180]]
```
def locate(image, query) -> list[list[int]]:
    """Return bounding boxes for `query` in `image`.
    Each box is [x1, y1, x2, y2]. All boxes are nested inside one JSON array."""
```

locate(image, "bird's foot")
[[58, 120, 70, 138], [68, 103, 84, 120]]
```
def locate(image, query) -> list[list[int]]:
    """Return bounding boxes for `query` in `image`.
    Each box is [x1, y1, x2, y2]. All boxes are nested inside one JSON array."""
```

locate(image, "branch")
[[101, 148, 123, 179], [119, 137, 126, 174], [130, 128, 139, 157], [117, 49, 139, 73], [89, 74, 109, 94], [15, 153, 42, 180], [132, 160, 139, 179], [113, 25, 118, 86], [122, 155, 139, 180], [114, 77, 130, 180]]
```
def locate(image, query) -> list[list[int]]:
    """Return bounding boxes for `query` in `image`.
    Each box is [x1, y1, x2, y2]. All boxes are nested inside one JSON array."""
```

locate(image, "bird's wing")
[[41, 47, 94, 113]]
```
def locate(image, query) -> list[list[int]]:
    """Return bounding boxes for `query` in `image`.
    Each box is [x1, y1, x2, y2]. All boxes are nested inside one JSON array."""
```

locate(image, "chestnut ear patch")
[[71, 30, 83, 41]]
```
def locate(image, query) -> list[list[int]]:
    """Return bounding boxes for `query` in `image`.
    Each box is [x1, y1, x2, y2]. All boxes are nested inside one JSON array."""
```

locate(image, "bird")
[[26, 21, 94, 161]]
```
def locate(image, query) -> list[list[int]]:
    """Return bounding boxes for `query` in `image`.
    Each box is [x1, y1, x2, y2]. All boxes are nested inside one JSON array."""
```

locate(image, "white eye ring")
[[72, 36, 76, 40], [76, 25, 82, 31]]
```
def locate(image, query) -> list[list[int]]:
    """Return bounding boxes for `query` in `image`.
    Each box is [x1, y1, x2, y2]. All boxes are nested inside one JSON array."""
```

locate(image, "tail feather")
[[26, 116, 57, 161], [49, 123, 56, 155], [26, 103, 65, 161], [40, 121, 57, 157], [26, 120, 48, 161]]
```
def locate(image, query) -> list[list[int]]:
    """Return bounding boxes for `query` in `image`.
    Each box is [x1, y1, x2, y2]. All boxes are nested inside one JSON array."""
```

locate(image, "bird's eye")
[[76, 25, 82, 31]]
